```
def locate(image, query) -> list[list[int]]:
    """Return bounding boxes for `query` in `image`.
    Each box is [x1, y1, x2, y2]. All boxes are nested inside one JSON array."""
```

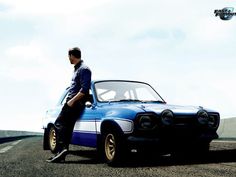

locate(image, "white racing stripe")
[[74, 119, 134, 134], [0, 140, 22, 154]]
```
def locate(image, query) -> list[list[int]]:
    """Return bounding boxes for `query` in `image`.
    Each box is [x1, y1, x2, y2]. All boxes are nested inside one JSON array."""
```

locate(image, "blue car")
[[43, 80, 220, 165]]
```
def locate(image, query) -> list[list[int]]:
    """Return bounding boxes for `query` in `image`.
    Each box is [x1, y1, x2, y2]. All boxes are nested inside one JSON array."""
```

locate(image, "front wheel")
[[102, 130, 124, 166], [105, 133, 117, 162]]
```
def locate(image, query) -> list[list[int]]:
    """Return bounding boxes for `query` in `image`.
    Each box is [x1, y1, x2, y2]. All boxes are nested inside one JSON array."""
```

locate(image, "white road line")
[[213, 140, 236, 143], [0, 140, 22, 154], [0, 146, 13, 153], [11, 140, 22, 146]]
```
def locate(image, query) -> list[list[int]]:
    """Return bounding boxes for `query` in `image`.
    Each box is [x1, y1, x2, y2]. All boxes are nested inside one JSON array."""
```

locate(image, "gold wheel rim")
[[105, 133, 116, 161], [49, 128, 56, 150]]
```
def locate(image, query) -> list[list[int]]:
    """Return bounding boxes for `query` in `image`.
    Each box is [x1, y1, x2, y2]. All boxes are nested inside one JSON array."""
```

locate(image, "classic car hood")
[[135, 103, 202, 114], [103, 102, 203, 117]]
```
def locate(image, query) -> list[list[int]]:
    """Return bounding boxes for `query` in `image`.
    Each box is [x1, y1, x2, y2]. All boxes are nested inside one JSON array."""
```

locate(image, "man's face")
[[68, 54, 74, 64]]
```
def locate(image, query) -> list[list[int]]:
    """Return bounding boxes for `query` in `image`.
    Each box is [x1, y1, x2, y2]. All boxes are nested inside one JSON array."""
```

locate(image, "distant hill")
[[218, 117, 236, 138], [0, 130, 42, 138]]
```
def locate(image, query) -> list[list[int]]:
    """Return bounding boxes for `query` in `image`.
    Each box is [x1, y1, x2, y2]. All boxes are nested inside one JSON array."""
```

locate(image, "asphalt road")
[[0, 136, 236, 177]]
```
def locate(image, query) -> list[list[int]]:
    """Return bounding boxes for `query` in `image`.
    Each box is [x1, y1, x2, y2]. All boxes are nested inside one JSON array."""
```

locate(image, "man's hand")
[[67, 92, 85, 107], [67, 100, 75, 107]]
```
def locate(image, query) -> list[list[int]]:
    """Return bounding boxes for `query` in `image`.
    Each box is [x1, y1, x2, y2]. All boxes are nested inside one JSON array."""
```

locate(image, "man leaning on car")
[[46, 47, 92, 163]]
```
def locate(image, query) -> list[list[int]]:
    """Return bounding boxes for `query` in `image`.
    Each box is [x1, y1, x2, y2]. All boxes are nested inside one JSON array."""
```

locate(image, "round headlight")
[[197, 110, 209, 125], [208, 114, 220, 129], [139, 115, 155, 129], [161, 110, 174, 126]]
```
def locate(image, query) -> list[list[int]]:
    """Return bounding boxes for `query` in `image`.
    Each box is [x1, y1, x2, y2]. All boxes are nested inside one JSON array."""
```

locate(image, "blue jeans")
[[54, 102, 85, 152]]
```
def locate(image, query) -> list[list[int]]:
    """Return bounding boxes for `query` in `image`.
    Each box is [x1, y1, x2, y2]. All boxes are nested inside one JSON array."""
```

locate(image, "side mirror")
[[85, 101, 92, 108]]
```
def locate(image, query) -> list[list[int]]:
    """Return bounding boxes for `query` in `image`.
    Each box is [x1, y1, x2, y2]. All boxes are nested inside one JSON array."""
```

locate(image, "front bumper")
[[125, 131, 218, 151]]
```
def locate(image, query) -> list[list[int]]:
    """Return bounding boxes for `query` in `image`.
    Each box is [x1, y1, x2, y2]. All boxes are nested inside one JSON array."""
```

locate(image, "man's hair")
[[68, 47, 81, 59]]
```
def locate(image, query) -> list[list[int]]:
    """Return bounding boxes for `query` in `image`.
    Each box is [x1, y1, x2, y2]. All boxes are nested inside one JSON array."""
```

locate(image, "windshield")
[[94, 81, 165, 103]]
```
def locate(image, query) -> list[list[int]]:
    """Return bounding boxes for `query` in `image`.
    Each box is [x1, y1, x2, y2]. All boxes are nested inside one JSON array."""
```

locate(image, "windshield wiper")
[[138, 100, 166, 103], [109, 99, 166, 103], [115, 99, 144, 102], [153, 100, 166, 103]]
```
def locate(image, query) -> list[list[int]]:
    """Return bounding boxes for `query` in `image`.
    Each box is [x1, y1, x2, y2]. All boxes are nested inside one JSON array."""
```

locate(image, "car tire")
[[102, 129, 124, 166], [48, 126, 59, 153]]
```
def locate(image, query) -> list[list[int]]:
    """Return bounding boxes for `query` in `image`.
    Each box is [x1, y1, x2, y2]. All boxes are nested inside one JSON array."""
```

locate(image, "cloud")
[[0, 0, 236, 132], [5, 43, 44, 63], [0, 0, 110, 15]]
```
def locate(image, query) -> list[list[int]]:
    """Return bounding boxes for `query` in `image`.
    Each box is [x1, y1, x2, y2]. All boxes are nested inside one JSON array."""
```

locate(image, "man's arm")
[[67, 92, 85, 107], [67, 68, 91, 107]]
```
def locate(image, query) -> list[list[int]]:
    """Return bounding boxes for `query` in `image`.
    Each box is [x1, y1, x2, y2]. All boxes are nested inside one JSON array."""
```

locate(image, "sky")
[[0, 0, 235, 132]]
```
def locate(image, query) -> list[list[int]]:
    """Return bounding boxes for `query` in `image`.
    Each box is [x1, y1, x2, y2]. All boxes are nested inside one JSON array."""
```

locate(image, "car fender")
[[99, 118, 134, 135]]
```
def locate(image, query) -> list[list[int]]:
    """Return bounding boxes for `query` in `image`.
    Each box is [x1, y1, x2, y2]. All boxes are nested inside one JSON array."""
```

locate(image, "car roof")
[[91, 80, 149, 85]]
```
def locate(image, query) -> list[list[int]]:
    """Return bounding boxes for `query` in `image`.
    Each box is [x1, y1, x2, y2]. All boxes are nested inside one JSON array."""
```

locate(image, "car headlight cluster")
[[138, 115, 156, 130], [137, 110, 175, 130], [197, 110, 220, 129], [208, 114, 220, 129], [197, 110, 209, 125], [161, 109, 174, 126]]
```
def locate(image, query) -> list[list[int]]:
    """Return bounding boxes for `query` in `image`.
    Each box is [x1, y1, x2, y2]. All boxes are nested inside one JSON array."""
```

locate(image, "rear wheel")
[[48, 126, 58, 153]]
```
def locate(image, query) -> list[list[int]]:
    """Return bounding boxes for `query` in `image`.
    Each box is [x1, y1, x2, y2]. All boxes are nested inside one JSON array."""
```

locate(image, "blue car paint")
[[44, 80, 220, 149], [70, 102, 144, 147], [69, 101, 205, 147]]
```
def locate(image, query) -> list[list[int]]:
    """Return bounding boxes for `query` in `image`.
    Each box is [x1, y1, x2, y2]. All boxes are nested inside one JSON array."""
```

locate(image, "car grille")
[[173, 114, 197, 127], [133, 114, 200, 138]]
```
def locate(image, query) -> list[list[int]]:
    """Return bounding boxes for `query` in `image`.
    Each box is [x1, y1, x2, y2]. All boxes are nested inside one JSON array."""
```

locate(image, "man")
[[47, 47, 92, 163]]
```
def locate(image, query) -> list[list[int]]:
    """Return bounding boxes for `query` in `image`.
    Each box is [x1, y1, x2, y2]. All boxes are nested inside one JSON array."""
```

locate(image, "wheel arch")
[[100, 119, 124, 135], [98, 119, 127, 165], [97, 119, 124, 148]]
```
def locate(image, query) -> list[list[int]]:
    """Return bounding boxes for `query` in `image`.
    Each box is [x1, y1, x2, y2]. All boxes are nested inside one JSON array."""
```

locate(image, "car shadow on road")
[[63, 148, 236, 167], [120, 149, 236, 168]]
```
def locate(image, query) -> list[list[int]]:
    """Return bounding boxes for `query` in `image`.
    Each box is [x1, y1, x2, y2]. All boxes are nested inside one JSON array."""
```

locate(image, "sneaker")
[[46, 149, 68, 163]]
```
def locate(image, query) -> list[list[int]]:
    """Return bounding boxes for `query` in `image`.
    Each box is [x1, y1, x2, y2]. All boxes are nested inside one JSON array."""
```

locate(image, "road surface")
[[0, 136, 235, 177]]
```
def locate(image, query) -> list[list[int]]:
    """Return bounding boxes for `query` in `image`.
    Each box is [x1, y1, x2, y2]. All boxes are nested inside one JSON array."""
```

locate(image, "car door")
[[71, 93, 101, 148]]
